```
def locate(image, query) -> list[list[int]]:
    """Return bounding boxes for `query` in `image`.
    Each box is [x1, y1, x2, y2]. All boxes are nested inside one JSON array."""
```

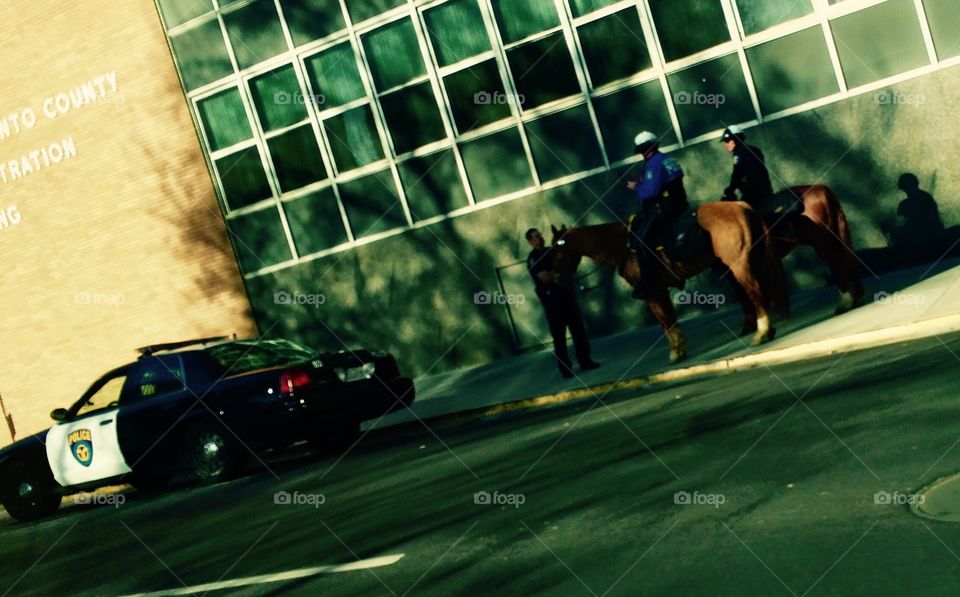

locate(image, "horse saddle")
[[651, 208, 711, 263], [758, 188, 804, 229]]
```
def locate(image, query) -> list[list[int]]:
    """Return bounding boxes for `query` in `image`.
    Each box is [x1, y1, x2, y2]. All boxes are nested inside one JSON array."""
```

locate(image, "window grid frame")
[[157, 0, 952, 279]]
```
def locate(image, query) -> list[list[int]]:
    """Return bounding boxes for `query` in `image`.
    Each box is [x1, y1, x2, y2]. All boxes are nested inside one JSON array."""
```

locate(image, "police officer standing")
[[720, 125, 773, 208], [625, 131, 689, 299], [525, 228, 600, 379]]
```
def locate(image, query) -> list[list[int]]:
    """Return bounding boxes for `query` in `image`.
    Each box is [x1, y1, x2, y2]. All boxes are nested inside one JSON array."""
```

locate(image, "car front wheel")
[[183, 425, 240, 484], [0, 466, 62, 522]]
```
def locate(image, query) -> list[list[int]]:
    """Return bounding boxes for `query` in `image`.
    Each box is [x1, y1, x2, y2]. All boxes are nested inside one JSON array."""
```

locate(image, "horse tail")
[[748, 208, 790, 318], [819, 185, 855, 252]]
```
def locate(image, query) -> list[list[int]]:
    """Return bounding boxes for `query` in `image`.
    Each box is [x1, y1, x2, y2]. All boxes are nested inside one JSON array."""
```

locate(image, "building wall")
[[156, 0, 960, 377], [242, 63, 960, 377], [0, 1, 257, 446]]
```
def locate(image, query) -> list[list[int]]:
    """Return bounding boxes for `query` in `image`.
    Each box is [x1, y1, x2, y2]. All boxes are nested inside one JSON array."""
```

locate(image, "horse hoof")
[[669, 350, 687, 363]]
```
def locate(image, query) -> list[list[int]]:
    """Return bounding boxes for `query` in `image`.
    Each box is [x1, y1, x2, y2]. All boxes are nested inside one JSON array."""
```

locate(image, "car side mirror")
[[50, 408, 68, 422]]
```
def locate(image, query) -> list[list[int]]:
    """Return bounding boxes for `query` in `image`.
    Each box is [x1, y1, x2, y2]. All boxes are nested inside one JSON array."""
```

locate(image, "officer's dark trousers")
[[629, 209, 663, 294], [541, 289, 592, 372]]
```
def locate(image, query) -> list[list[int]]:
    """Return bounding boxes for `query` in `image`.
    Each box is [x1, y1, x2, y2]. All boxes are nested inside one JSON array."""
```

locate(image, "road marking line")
[[123, 553, 405, 596]]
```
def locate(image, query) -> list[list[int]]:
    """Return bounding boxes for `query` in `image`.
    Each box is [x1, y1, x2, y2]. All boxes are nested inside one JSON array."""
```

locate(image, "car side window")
[[76, 376, 126, 417], [121, 356, 187, 405]]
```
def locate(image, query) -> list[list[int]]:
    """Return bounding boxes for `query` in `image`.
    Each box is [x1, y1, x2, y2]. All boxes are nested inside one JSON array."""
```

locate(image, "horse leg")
[[728, 263, 774, 345], [731, 279, 758, 335], [645, 284, 687, 362], [804, 222, 861, 314]]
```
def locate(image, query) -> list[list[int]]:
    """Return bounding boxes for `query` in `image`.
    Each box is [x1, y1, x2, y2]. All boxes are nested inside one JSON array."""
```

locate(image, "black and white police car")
[[0, 336, 414, 522]]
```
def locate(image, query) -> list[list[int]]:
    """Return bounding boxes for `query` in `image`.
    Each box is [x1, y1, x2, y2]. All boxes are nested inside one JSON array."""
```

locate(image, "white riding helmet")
[[634, 131, 658, 156]]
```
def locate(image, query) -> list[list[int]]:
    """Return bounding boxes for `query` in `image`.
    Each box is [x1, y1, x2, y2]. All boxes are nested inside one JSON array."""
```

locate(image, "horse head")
[[549, 224, 582, 276]]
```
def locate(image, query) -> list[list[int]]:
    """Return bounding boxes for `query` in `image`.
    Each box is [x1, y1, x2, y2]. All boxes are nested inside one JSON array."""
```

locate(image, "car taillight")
[[279, 369, 312, 395]]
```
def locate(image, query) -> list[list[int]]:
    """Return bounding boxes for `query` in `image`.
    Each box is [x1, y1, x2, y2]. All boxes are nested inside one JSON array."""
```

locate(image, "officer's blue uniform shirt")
[[634, 152, 684, 203]]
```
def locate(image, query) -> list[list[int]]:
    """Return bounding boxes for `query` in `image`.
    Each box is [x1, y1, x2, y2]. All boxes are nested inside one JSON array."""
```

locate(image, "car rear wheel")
[[183, 425, 240, 484], [0, 466, 62, 522]]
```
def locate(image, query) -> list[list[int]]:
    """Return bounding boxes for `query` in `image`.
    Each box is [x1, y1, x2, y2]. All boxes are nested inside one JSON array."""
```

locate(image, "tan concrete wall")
[[0, 1, 257, 446]]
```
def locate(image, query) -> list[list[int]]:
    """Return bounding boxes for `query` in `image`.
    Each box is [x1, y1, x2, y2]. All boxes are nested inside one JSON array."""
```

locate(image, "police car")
[[0, 337, 414, 522]]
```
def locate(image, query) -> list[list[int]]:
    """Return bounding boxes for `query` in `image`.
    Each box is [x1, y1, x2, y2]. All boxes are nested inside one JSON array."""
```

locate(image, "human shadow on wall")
[[860, 172, 960, 273]]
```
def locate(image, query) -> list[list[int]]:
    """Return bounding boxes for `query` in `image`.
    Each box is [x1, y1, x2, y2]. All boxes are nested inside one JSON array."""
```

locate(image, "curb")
[[400, 311, 960, 429]]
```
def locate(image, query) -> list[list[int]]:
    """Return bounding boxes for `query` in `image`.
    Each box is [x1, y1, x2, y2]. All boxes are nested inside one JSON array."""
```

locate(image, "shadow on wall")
[[138, 73, 255, 332], [859, 172, 960, 272]]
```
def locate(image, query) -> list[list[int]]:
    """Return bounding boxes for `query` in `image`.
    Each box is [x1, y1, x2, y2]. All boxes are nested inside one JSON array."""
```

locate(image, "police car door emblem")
[[68, 429, 94, 467]]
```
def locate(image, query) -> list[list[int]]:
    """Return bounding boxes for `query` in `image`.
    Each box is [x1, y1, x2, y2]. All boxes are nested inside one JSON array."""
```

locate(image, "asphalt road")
[[4, 332, 960, 596]]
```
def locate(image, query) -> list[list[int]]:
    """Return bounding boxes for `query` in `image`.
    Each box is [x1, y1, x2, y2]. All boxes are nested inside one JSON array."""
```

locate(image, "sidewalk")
[[369, 257, 960, 431]]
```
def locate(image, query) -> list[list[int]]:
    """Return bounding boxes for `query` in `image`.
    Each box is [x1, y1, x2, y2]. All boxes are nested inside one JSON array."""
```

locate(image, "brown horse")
[[770, 185, 864, 313], [549, 201, 783, 362]]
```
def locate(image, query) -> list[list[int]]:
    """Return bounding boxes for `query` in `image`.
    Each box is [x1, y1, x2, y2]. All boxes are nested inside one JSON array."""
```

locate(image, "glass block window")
[[280, 0, 345, 46], [831, 0, 929, 89], [460, 128, 533, 201], [593, 81, 675, 163], [223, 0, 288, 71], [577, 9, 651, 88], [746, 27, 839, 115], [158, 0, 213, 29], [305, 43, 367, 108], [921, 0, 960, 60], [216, 150, 273, 211], [507, 33, 581, 109], [668, 54, 755, 140], [569, 0, 620, 18], [339, 170, 408, 237], [379, 82, 447, 154], [398, 150, 470, 221], [170, 20, 233, 90], [227, 207, 292, 272], [525, 104, 604, 182], [491, 0, 560, 44], [323, 105, 385, 172], [424, 0, 491, 67], [250, 65, 309, 132], [363, 18, 427, 91], [443, 59, 511, 134], [198, 88, 253, 151], [736, 0, 813, 35], [283, 189, 349, 254], [267, 125, 328, 192], [649, 0, 730, 62]]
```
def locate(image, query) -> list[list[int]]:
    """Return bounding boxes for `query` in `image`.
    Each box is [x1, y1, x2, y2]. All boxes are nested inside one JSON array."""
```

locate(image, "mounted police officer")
[[525, 228, 600, 379], [720, 125, 773, 209], [625, 131, 689, 299]]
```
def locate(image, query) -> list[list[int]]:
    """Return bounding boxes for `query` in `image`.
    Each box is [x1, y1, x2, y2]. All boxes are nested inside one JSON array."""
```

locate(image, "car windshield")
[[206, 339, 315, 374]]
